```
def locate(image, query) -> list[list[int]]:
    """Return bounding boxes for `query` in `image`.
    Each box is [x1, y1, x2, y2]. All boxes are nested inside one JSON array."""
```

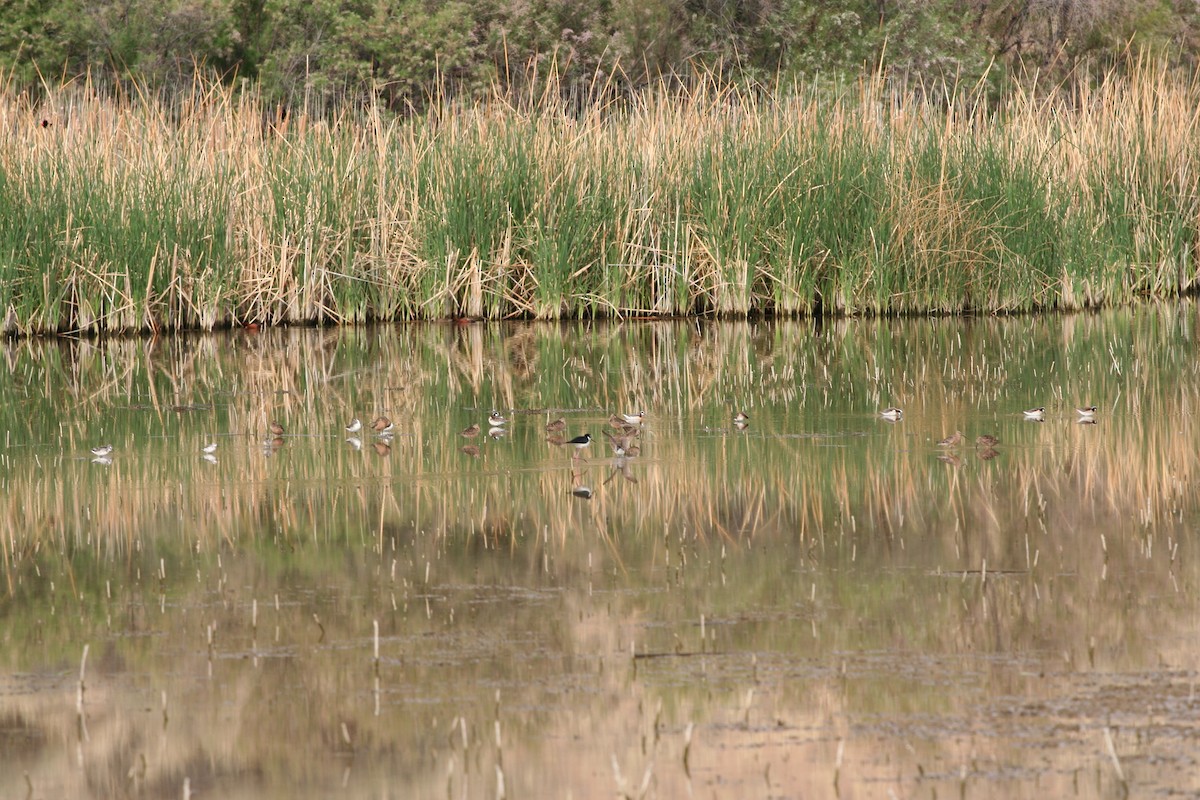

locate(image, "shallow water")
[[1, 308, 1199, 798]]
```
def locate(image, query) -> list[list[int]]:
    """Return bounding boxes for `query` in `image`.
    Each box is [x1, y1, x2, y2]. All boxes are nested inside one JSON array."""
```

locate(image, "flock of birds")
[[336, 409, 650, 460], [85, 404, 1099, 465], [86, 409, 651, 464], [878, 403, 1099, 461]]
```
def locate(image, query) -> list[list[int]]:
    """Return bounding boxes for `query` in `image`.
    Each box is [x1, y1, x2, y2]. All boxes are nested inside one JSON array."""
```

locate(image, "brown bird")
[[937, 431, 964, 448], [268, 421, 285, 436], [604, 431, 638, 456], [975, 434, 999, 448], [460, 423, 481, 438], [371, 416, 394, 434], [545, 417, 567, 433]]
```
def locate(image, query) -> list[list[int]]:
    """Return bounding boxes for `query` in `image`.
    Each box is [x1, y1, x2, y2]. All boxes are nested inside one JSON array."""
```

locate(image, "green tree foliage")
[[1, 0, 1199, 107]]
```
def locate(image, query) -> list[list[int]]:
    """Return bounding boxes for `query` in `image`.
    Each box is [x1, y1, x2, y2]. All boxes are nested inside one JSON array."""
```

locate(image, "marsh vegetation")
[[4, 63, 1200, 334]]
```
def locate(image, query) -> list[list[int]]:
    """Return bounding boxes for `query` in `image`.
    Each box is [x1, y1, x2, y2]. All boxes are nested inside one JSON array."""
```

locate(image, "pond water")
[[1, 307, 1199, 799]]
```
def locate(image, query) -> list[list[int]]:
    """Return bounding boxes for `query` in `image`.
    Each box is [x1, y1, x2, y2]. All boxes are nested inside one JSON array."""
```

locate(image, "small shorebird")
[[91, 444, 114, 457], [201, 442, 218, 455], [1023, 407, 1046, 421], [566, 433, 592, 457], [268, 421, 285, 436], [975, 434, 999, 448], [545, 417, 566, 433], [879, 407, 903, 422], [733, 411, 750, 424], [371, 416, 394, 435], [617, 411, 646, 425], [460, 423, 481, 438], [1076, 406, 1097, 419], [488, 410, 508, 427], [937, 431, 964, 448], [345, 418, 363, 434], [604, 431, 637, 456]]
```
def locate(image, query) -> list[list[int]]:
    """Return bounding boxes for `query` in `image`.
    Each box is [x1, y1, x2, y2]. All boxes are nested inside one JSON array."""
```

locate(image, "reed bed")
[[3, 64, 1200, 334]]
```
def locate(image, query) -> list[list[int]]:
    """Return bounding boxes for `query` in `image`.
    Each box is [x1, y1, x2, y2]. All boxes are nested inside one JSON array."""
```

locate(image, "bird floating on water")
[[1023, 407, 1046, 421], [345, 418, 363, 434], [488, 410, 508, 427], [1076, 406, 1097, 419], [91, 444, 114, 457], [201, 442, 218, 455], [879, 407, 903, 422]]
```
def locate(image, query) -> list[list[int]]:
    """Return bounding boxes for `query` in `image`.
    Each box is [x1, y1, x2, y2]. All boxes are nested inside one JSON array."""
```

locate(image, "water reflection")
[[1, 308, 1199, 797]]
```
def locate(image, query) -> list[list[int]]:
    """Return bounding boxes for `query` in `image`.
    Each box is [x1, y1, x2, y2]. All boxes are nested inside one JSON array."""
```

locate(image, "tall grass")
[[2, 64, 1200, 334]]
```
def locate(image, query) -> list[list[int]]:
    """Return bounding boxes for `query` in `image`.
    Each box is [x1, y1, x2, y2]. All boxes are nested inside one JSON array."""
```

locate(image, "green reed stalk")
[[3, 64, 1200, 334]]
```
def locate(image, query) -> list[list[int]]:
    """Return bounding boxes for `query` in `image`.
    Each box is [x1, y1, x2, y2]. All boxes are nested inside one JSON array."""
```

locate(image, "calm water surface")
[[1, 308, 1199, 799]]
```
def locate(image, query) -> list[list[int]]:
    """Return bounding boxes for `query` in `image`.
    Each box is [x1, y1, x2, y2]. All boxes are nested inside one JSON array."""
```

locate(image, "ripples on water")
[[1, 307, 1199, 798]]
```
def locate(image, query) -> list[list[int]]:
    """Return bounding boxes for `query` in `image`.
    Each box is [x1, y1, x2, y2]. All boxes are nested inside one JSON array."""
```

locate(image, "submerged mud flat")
[[0, 307, 1199, 798]]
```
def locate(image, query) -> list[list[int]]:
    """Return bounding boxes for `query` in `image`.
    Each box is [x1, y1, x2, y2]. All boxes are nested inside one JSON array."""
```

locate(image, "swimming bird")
[[1023, 407, 1046, 421], [733, 411, 750, 424], [566, 433, 592, 457], [1076, 406, 1097, 419], [460, 423, 481, 438], [268, 421, 285, 436], [201, 442, 218, 455], [937, 431, 964, 448], [545, 417, 566, 433], [617, 411, 646, 425], [488, 410, 508, 427], [879, 407, 903, 422], [371, 416, 394, 435], [345, 418, 363, 434], [91, 444, 114, 457], [975, 434, 999, 448]]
